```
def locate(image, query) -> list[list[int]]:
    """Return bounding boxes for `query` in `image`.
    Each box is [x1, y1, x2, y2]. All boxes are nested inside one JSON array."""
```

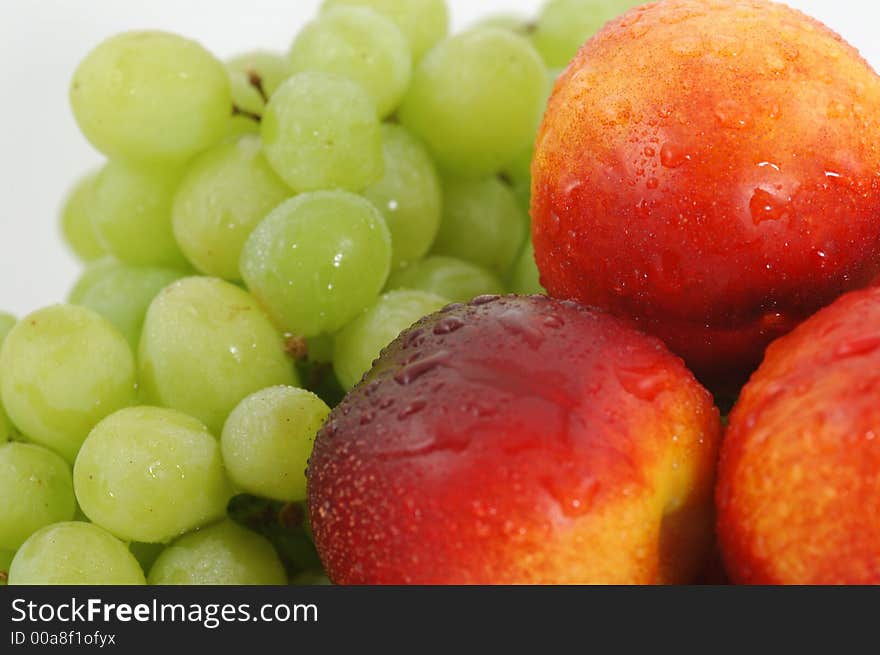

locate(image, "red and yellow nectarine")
[[308, 295, 721, 584], [532, 0, 880, 382], [718, 287, 880, 584]]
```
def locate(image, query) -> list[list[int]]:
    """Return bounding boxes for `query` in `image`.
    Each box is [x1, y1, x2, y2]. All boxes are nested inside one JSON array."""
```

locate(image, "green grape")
[[261, 72, 383, 192], [172, 136, 291, 280], [432, 176, 527, 277], [74, 407, 232, 543], [129, 541, 165, 574], [0, 443, 76, 550], [289, 7, 411, 118], [139, 277, 297, 434], [221, 386, 330, 502], [228, 51, 292, 98], [509, 241, 545, 295], [241, 191, 392, 337], [531, 0, 639, 67], [147, 520, 287, 585], [321, 0, 449, 61], [385, 255, 504, 303], [68, 258, 185, 349], [91, 160, 187, 268], [70, 31, 231, 163], [334, 290, 448, 390], [8, 522, 145, 585], [59, 171, 105, 262], [364, 125, 442, 270], [0, 548, 12, 585], [227, 116, 261, 140], [399, 28, 546, 178], [0, 305, 135, 462]]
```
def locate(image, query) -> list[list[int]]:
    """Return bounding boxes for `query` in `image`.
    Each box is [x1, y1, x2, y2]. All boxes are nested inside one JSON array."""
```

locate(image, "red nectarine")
[[308, 295, 721, 584], [718, 287, 880, 584], [532, 0, 880, 382]]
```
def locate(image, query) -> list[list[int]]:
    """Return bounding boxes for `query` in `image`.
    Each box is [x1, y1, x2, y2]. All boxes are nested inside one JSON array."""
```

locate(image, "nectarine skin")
[[718, 287, 880, 584], [308, 296, 721, 584], [532, 0, 880, 382]]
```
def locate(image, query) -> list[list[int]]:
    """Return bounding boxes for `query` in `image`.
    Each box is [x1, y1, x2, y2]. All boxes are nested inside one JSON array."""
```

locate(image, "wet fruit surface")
[[308, 295, 721, 584], [718, 287, 880, 584], [532, 0, 880, 382]]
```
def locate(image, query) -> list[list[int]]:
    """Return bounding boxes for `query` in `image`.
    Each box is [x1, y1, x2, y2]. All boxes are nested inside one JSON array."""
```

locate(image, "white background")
[[0, 0, 877, 316]]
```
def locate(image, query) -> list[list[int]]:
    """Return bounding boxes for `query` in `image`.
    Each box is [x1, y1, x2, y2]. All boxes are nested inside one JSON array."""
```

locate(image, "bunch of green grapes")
[[4, 0, 637, 586]]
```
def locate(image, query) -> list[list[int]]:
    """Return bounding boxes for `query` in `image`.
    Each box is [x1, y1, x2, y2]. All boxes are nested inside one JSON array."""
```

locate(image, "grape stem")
[[284, 335, 309, 362], [247, 71, 268, 104], [232, 105, 262, 123]]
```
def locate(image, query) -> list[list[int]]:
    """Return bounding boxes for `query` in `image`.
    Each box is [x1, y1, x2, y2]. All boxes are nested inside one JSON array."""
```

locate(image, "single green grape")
[[0, 305, 135, 462], [91, 160, 187, 268], [68, 258, 185, 349], [172, 136, 292, 280], [74, 407, 232, 544], [399, 28, 546, 178], [0, 548, 12, 585], [241, 191, 392, 338], [147, 520, 287, 585], [385, 256, 504, 303], [432, 176, 527, 277], [261, 72, 384, 192], [531, 0, 640, 67], [139, 277, 297, 434], [364, 124, 442, 270], [227, 50, 292, 98], [8, 522, 145, 585], [289, 7, 411, 118], [129, 541, 165, 574], [221, 386, 330, 502], [321, 0, 449, 61], [59, 171, 105, 262], [70, 31, 231, 163], [509, 241, 545, 295], [0, 443, 76, 551], [334, 290, 448, 390]]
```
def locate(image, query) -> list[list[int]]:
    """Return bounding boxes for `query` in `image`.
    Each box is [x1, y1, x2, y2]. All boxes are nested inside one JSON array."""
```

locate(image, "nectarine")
[[718, 287, 880, 584], [308, 295, 721, 584], [532, 0, 880, 382]]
